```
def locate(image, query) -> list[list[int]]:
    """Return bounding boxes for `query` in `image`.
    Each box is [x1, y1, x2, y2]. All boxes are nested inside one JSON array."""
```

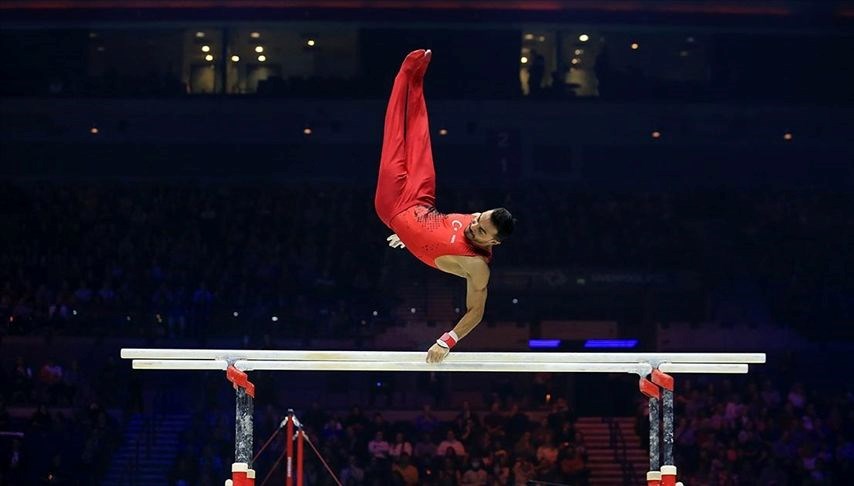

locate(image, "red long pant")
[[374, 57, 435, 228]]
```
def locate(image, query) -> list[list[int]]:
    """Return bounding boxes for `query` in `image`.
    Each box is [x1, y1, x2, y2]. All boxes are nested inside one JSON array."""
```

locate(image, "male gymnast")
[[374, 49, 516, 364]]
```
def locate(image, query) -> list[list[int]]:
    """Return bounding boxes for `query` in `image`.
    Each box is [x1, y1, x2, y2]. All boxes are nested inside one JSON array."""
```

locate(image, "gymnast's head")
[[465, 208, 516, 246]]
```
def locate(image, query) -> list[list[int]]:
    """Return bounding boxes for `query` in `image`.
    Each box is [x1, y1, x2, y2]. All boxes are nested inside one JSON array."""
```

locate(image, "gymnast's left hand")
[[387, 234, 405, 249], [426, 343, 450, 363]]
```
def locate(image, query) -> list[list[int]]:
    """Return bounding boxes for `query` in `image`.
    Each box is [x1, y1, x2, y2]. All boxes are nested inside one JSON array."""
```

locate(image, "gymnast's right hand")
[[387, 234, 405, 249]]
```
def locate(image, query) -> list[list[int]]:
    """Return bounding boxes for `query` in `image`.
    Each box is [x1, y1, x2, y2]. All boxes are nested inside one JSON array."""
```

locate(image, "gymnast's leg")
[[374, 49, 426, 227], [400, 49, 436, 209]]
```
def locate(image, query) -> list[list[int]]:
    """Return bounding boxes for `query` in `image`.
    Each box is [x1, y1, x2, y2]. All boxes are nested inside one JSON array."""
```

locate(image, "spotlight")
[[372, 310, 378, 316], [651, 131, 661, 139], [195, 32, 205, 38], [578, 34, 589, 42], [233, 311, 239, 317], [257, 55, 266, 62], [512, 298, 519, 304], [438, 128, 448, 136], [574, 49, 583, 55], [90, 127, 99, 135], [410, 307, 416, 314], [255, 46, 264, 53], [272, 316, 279, 322], [571, 58, 580, 65], [230, 55, 240, 62], [520, 56, 528, 64], [250, 32, 260, 39], [631, 42, 639, 50], [303, 127, 312, 135], [524, 33, 534, 40], [783, 132, 793, 141], [205, 54, 214, 62], [201, 45, 210, 52], [306, 39, 316, 47]]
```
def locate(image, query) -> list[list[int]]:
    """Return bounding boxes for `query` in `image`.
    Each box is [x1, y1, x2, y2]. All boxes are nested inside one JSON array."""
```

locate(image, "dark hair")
[[490, 208, 516, 241]]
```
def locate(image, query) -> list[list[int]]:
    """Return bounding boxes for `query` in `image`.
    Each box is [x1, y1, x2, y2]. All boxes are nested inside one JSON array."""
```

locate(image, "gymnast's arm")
[[453, 258, 489, 340], [426, 257, 489, 363]]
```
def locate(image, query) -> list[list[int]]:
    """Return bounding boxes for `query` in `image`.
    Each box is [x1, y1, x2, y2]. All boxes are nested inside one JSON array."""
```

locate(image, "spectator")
[[391, 453, 419, 486], [368, 431, 390, 459], [388, 431, 413, 460], [437, 430, 466, 457], [340, 455, 366, 486], [460, 457, 488, 486]]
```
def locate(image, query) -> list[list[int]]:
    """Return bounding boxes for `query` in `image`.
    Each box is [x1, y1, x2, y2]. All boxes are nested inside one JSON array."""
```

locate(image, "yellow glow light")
[[258, 55, 266, 62], [231, 55, 240, 62], [205, 54, 214, 61], [579, 34, 589, 42], [520, 56, 528, 64], [255, 46, 264, 53], [201, 45, 210, 52]]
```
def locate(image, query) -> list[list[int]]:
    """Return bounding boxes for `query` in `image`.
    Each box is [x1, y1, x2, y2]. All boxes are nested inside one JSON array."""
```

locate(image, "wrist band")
[[436, 330, 459, 349]]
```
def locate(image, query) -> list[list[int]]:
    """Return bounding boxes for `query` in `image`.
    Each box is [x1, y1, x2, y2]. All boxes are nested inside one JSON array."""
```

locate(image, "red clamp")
[[639, 377, 660, 399], [651, 369, 674, 391], [227, 365, 256, 398]]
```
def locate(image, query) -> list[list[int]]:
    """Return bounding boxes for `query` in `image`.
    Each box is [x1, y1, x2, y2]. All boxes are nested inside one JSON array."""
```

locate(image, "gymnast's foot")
[[413, 49, 431, 83], [400, 49, 427, 77]]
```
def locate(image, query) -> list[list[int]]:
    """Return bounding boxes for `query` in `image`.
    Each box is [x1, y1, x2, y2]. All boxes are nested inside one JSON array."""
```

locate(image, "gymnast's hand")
[[387, 234, 405, 249], [426, 343, 450, 363]]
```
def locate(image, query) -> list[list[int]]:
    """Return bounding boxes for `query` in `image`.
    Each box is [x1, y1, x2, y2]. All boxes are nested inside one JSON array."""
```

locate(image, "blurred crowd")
[[1, 182, 851, 339], [165, 372, 854, 485], [173, 395, 591, 486], [638, 376, 854, 485], [0, 353, 130, 484]]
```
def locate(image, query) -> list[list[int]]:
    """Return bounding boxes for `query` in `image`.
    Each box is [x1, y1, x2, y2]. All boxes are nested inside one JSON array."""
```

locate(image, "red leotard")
[[374, 51, 492, 269], [390, 205, 492, 269]]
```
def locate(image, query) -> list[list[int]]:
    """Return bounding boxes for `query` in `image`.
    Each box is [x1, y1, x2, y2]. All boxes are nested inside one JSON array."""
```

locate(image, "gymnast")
[[374, 49, 516, 364]]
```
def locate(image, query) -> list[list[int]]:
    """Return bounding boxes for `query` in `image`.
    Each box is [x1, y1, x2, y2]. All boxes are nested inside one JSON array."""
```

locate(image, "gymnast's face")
[[465, 210, 501, 246]]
